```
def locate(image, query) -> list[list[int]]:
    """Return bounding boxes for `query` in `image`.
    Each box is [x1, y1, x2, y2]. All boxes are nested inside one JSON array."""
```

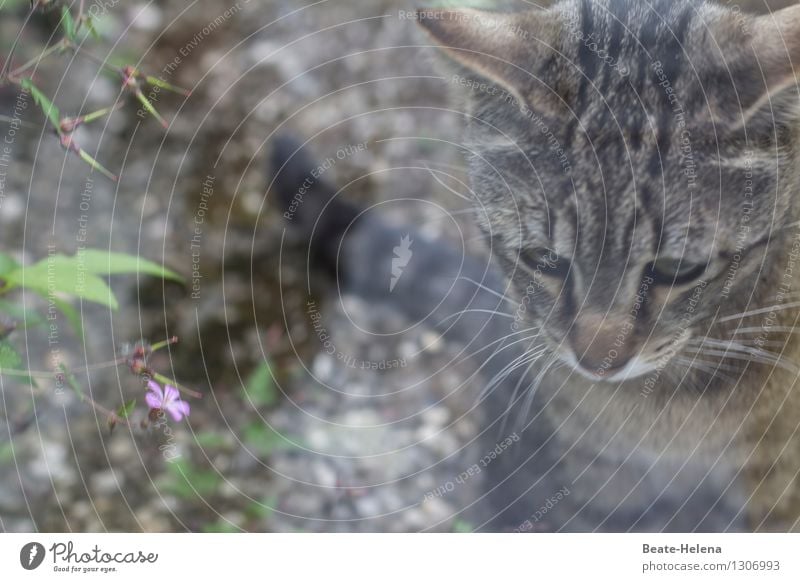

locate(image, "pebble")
[[354, 495, 383, 518], [422, 406, 451, 428], [312, 462, 338, 489], [0, 194, 24, 222], [421, 330, 443, 354], [219, 479, 240, 500], [130, 4, 163, 31], [312, 353, 334, 381], [91, 469, 121, 495], [136, 508, 172, 533]]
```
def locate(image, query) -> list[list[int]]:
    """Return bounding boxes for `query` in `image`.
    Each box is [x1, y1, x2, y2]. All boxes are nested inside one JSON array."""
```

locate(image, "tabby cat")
[[273, 0, 800, 531], [416, 0, 800, 531]]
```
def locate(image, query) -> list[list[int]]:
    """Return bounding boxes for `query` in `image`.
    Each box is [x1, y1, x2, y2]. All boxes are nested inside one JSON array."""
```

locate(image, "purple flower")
[[146, 380, 190, 422]]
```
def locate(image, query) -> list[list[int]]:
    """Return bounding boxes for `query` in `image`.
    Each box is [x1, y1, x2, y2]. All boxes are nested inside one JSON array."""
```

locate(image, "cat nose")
[[570, 314, 634, 375]]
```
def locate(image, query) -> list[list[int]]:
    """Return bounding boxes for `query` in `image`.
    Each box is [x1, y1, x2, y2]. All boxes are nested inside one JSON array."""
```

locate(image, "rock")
[[91, 469, 121, 495]]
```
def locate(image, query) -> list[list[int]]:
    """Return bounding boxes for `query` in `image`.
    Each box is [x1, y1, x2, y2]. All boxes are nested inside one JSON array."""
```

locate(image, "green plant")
[[160, 458, 222, 499], [242, 359, 278, 408], [0, 2, 198, 434], [1, 0, 190, 180]]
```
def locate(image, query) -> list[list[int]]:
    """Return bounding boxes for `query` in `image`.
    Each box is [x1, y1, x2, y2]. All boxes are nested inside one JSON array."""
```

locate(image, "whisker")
[[458, 331, 541, 377], [466, 234, 490, 245], [423, 208, 482, 220], [437, 308, 518, 324], [422, 163, 475, 203], [676, 355, 741, 375], [687, 337, 791, 363], [455, 277, 517, 307], [480, 352, 547, 408], [726, 338, 787, 349], [730, 326, 800, 335], [516, 359, 560, 431], [716, 301, 800, 324], [778, 219, 800, 232], [674, 357, 739, 384], [478, 345, 548, 402], [420, 159, 469, 173], [499, 355, 542, 435], [689, 336, 777, 354], [466, 327, 541, 358], [683, 346, 798, 374]]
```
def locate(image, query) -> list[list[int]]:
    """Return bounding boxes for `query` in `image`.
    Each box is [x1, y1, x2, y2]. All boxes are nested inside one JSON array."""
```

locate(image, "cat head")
[[420, 0, 800, 381]]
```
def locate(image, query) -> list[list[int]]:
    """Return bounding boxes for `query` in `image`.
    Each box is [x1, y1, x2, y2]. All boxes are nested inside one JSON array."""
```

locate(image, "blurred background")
[[0, 0, 793, 533]]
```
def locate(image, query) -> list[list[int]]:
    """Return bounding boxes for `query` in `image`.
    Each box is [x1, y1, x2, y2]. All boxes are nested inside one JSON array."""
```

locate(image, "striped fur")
[[421, 0, 800, 530]]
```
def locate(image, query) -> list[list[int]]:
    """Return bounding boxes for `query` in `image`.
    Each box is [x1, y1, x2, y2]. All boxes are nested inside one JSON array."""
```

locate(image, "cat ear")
[[737, 5, 800, 126], [416, 8, 563, 111]]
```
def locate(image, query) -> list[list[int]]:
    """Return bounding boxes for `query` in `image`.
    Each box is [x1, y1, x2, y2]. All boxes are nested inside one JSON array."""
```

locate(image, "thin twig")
[[7, 39, 68, 81], [69, 43, 123, 75], [0, 114, 41, 129], [0, 1, 39, 82]]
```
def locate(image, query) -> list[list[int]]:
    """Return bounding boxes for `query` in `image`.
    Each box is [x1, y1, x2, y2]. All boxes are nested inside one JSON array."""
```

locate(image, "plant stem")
[[84, 396, 131, 427], [7, 39, 68, 81], [70, 43, 123, 75], [150, 336, 179, 353], [0, 114, 41, 130], [0, 1, 39, 82], [152, 372, 203, 399], [0, 356, 126, 380]]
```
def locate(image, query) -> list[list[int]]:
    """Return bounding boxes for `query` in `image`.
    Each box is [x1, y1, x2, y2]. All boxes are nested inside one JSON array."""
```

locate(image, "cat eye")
[[647, 258, 706, 286], [519, 248, 570, 278]]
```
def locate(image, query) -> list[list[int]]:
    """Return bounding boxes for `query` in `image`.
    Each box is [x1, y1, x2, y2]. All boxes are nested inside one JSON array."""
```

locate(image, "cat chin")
[[558, 351, 660, 383]]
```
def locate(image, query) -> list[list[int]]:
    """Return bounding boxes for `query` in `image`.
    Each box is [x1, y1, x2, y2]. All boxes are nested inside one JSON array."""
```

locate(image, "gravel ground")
[[3, 0, 786, 534]]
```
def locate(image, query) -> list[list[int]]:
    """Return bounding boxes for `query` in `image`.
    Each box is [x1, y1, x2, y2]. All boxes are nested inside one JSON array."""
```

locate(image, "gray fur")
[[419, 0, 800, 530], [274, 0, 800, 531]]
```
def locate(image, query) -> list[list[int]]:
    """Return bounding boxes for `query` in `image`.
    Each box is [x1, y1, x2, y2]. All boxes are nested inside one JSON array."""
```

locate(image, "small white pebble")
[[312, 353, 334, 381], [421, 330, 443, 354], [130, 4, 162, 31]]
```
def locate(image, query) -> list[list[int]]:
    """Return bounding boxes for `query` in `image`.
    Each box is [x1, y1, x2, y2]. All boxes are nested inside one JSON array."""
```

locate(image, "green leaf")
[[0, 340, 21, 370], [60, 7, 76, 41], [245, 495, 278, 520], [20, 78, 60, 131], [243, 422, 294, 457], [0, 299, 45, 328], [116, 398, 137, 420], [52, 297, 84, 341], [163, 458, 220, 498], [0, 340, 36, 386], [195, 431, 229, 449], [81, 13, 100, 39], [451, 519, 474, 533], [76, 148, 117, 182], [145, 76, 191, 96], [81, 105, 118, 125], [5, 255, 118, 309], [202, 520, 239, 533], [243, 360, 277, 408], [3, 250, 181, 312], [77, 250, 183, 283], [135, 90, 168, 128], [59, 363, 84, 400], [0, 442, 13, 465], [0, 0, 29, 11], [0, 252, 20, 277]]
